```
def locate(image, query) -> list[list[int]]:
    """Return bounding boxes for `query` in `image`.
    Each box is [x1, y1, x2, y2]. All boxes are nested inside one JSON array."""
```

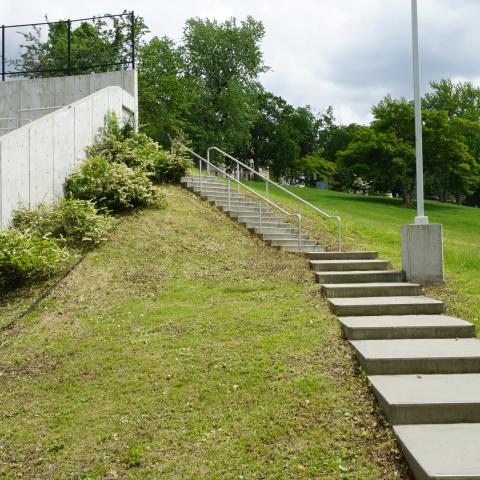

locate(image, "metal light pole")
[[411, 0, 428, 224]]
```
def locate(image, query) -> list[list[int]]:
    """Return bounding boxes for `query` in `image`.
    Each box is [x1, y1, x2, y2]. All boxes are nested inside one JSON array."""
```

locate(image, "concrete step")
[[310, 259, 390, 272], [307, 251, 379, 260], [394, 423, 480, 480], [245, 223, 292, 232], [269, 239, 318, 247], [316, 270, 404, 284], [369, 374, 480, 424], [328, 296, 443, 316], [351, 338, 480, 375], [254, 227, 300, 235], [321, 282, 421, 298], [238, 216, 283, 224], [262, 232, 308, 241], [338, 314, 475, 340], [281, 245, 326, 253]]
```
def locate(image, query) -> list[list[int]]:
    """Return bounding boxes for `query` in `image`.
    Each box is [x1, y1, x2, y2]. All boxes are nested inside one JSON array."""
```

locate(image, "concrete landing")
[[338, 315, 475, 340], [369, 374, 480, 424], [394, 423, 480, 480], [351, 338, 480, 374], [328, 296, 443, 316]]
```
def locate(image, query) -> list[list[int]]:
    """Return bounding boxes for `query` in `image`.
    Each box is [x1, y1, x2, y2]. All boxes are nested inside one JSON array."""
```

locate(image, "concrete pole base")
[[401, 224, 444, 285]]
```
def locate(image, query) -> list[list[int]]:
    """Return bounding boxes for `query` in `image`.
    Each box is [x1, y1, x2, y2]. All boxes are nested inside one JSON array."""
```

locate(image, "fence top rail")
[[184, 147, 300, 220], [207, 146, 341, 223], [2, 12, 131, 29]]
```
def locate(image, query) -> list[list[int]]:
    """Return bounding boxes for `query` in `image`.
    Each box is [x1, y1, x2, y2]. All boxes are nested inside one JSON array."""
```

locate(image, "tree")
[[13, 12, 148, 77], [180, 16, 268, 155], [286, 154, 336, 187], [138, 36, 196, 146]]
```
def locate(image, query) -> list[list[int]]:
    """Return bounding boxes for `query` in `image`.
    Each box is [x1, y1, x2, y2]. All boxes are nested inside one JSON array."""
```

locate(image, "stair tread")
[[351, 338, 480, 360], [310, 259, 388, 264], [394, 423, 480, 479], [322, 282, 419, 288], [329, 296, 442, 306], [339, 314, 473, 328], [369, 374, 480, 405]]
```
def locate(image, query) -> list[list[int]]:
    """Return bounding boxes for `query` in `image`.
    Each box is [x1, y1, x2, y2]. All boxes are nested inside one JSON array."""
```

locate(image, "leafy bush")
[[12, 199, 114, 248], [87, 112, 192, 183], [151, 139, 192, 183], [0, 230, 70, 290], [64, 156, 165, 211]]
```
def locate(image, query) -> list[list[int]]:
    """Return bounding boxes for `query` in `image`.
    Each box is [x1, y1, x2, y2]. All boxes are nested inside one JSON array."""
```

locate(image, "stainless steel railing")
[[184, 147, 304, 250], [207, 146, 342, 251]]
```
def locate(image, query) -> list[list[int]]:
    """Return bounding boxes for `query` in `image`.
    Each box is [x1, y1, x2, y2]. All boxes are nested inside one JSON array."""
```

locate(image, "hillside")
[[0, 185, 409, 479]]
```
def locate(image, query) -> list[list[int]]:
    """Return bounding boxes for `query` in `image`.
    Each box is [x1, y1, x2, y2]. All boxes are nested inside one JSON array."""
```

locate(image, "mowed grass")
[[244, 181, 480, 328], [0, 186, 409, 479]]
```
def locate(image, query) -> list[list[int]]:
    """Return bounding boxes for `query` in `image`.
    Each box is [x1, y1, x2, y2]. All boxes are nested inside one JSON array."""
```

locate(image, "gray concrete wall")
[[0, 85, 135, 228], [0, 70, 137, 136]]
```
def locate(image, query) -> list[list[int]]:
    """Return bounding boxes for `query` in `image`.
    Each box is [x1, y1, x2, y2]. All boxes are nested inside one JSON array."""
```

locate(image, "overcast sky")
[[1, 0, 479, 124]]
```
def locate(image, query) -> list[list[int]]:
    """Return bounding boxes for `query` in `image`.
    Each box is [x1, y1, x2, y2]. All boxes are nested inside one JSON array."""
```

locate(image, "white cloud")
[[1, 0, 480, 124]]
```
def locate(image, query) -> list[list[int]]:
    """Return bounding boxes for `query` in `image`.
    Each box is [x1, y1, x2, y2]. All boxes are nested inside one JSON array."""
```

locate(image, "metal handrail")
[[184, 147, 303, 250], [207, 146, 342, 251]]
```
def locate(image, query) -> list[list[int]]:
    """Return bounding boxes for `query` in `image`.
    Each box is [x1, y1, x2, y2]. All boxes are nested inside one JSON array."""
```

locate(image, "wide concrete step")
[[310, 259, 390, 272], [351, 338, 480, 375], [328, 296, 443, 316], [262, 232, 308, 241], [254, 227, 300, 235], [370, 374, 480, 424], [238, 216, 283, 224], [227, 210, 276, 218], [338, 314, 475, 340], [321, 282, 421, 298], [307, 251, 378, 260], [316, 270, 404, 284], [246, 222, 292, 231], [270, 239, 318, 247], [394, 423, 480, 480], [282, 245, 326, 253]]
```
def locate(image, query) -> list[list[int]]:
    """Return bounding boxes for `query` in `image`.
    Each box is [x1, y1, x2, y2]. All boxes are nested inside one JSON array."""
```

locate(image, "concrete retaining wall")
[[0, 70, 137, 136], [0, 85, 135, 228]]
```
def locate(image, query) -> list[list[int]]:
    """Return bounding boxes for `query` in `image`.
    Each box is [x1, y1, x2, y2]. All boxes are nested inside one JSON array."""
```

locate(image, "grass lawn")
[[0, 185, 409, 479], [245, 181, 480, 329]]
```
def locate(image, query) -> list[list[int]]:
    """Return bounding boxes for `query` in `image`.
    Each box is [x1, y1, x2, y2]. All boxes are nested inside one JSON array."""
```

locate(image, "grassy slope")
[[0, 186, 409, 479], [246, 182, 480, 329]]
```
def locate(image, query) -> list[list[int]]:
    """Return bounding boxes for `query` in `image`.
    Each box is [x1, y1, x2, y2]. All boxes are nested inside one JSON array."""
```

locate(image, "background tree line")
[[13, 13, 480, 207]]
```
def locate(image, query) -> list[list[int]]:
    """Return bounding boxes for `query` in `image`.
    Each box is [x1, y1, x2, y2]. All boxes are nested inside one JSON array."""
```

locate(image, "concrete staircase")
[[312, 250, 480, 480], [181, 176, 325, 252], [183, 175, 480, 479]]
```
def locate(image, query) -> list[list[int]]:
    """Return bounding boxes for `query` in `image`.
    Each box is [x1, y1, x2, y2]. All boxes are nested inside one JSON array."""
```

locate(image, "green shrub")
[[12, 199, 114, 249], [88, 112, 192, 183], [0, 230, 70, 290], [64, 156, 165, 211]]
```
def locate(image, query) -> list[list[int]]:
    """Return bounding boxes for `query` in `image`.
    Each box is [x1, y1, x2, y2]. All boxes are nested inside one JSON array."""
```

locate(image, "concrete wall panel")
[[29, 118, 54, 206], [92, 89, 110, 139], [74, 99, 93, 167], [53, 107, 75, 199], [54, 75, 90, 105], [0, 129, 30, 225]]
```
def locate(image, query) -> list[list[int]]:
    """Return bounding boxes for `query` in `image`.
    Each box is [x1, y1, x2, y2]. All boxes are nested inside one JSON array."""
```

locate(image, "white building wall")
[[0, 85, 134, 228]]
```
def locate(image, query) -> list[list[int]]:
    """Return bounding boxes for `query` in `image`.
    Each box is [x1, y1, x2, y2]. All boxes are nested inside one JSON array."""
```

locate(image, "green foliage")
[[0, 230, 70, 290], [286, 154, 336, 187], [13, 12, 148, 78], [89, 112, 192, 183], [12, 199, 114, 249], [64, 156, 165, 211]]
